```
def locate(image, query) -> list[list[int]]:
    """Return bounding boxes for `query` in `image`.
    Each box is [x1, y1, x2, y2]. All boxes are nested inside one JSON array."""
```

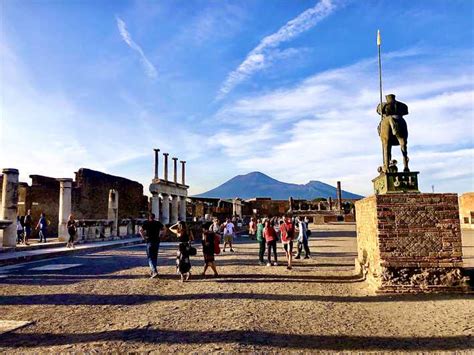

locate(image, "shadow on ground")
[[0, 328, 472, 351]]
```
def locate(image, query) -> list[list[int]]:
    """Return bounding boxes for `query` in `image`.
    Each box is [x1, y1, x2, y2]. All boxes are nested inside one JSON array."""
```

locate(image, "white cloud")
[[216, 0, 337, 99], [210, 49, 474, 196], [116, 16, 158, 79]]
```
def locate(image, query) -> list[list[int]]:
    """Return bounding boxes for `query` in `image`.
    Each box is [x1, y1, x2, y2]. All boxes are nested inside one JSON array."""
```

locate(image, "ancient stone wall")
[[356, 193, 467, 292], [459, 192, 474, 229], [29, 175, 60, 237], [72, 168, 147, 220]]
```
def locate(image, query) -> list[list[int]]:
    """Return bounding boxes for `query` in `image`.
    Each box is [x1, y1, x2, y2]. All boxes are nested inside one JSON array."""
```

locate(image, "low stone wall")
[[356, 193, 469, 293]]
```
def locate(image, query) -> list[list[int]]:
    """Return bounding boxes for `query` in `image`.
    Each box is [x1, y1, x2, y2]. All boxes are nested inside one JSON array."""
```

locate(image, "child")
[[176, 242, 192, 282]]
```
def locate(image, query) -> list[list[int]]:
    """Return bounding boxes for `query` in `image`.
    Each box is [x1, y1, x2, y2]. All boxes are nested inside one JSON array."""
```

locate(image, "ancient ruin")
[[149, 149, 189, 224]]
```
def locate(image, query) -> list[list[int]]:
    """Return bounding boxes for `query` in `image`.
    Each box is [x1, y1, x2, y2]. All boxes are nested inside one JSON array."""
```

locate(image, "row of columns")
[[153, 149, 186, 185], [151, 194, 186, 225]]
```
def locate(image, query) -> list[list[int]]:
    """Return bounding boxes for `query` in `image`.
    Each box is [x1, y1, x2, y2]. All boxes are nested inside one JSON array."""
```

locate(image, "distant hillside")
[[194, 172, 363, 200]]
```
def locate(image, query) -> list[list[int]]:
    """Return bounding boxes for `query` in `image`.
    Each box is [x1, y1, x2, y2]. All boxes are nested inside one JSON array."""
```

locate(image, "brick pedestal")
[[355, 193, 469, 293]]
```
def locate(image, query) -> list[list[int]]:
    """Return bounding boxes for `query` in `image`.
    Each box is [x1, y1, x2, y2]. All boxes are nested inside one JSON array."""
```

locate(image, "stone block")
[[355, 193, 469, 293]]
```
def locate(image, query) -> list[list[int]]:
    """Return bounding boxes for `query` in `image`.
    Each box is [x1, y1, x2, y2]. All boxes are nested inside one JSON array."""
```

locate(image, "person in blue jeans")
[[140, 213, 165, 279], [36, 213, 48, 243]]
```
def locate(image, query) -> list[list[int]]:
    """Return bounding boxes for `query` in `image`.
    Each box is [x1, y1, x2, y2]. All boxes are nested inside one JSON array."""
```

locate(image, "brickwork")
[[356, 193, 468, 292]]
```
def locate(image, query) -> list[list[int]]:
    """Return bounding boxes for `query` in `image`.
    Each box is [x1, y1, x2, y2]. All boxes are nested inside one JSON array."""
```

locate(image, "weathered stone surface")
[[356, 193, 469, 293], [459, 192, 474, 230]]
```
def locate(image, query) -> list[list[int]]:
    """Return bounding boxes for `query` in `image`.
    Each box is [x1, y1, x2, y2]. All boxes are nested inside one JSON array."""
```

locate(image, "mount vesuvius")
[[194, 172, 363, 200]]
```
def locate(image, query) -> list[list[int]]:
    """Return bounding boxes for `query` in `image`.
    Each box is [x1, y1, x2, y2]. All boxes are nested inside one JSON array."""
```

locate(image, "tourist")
[[66, 214, 77, 249], [36, 212, 48, 243], [23, 210, 32, 245], [280, 215, 295, 270], [264, 219, 278, 266], [210, 218, 221, 235], [256, 218, 265, 265], [248, 217, 256, 240], [176, 241, 192, 282], [16, 216, 24, 244], [201, 222, 218, 277], [222, 218, 235, 252], [295, 217, 311, 259], [139, 213, 165, 278], [169, 221, 194, 243]]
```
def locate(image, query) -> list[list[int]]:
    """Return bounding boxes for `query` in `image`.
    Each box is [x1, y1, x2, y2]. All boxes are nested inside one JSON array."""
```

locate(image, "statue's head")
[[386, 94, 396, 103]]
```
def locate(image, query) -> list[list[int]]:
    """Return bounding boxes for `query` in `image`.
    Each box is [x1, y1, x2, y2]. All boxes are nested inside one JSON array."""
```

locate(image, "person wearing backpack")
[[201, 222, 218, 277], [264, 219, 278, 266], [280, 215, 295, 270]]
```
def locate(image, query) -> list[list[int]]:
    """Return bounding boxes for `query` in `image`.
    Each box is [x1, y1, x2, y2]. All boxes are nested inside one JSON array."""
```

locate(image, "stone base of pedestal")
[[58, 224, 68, 242], [355, 193, 470, 293]]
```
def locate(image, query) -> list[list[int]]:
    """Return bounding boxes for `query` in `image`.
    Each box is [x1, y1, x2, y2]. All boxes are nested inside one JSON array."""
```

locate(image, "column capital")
[[153, 148, 160, 152], [2, 168, 19, 175], [163, 152, 169, 156]]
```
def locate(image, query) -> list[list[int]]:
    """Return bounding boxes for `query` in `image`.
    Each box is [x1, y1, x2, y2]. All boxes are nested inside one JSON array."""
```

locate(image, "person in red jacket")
[[280, 215, 295, 270], [264, 219, 278, 266]]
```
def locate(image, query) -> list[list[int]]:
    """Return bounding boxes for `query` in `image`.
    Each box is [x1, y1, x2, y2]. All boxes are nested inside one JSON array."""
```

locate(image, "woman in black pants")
[[263, 219, 278, 266]]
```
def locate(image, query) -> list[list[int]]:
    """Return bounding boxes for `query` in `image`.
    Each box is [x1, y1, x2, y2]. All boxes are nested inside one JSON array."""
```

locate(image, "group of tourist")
[[15, 210, 78, 249], [139, 213, 311, 281], [15, 210, 49, 245]]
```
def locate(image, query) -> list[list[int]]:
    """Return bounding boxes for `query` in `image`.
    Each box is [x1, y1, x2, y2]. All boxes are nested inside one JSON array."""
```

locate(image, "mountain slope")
[[194, 172, 363, 200]]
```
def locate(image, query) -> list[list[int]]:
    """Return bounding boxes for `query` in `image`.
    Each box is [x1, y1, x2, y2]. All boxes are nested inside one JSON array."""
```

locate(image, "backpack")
[[306, 230, 312, 238], [213, 234, 221, 255]]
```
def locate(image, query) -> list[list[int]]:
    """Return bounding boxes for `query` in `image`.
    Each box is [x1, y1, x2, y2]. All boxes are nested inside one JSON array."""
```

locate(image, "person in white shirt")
[[295, 217, 311, 259], [222, 218, 235, 252]]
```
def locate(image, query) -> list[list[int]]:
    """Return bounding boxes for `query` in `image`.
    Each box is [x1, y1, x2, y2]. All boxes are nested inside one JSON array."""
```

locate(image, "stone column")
[[107, 189, 119, 236], [170, 195, 179, 224], [232, 198, 242, 218], [172, 157, 178, 184], [336, 181, 342, 211], [179, 196, 187, 221], [153, 148, 160, 180], [0, 169, 19, 247], [328, 197, 333, 210], [57, 178, 73, 241], [180, 161, 186, 185], [151, 195, 160, 220], [161, 194, 170, 224], [163, 153, 169, 181]]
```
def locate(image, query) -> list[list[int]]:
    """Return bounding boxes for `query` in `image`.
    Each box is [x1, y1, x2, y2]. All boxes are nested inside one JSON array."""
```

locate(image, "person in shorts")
[[222, 218, 235, 252], [280, 215, 295, 270]]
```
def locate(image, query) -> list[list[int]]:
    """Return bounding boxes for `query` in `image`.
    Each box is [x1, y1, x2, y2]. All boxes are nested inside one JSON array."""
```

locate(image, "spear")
[[377, 29, 383, 119]]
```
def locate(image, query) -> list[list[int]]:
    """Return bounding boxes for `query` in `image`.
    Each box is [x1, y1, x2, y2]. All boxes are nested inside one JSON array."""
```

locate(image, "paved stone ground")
[[0, 230, 473, 353]]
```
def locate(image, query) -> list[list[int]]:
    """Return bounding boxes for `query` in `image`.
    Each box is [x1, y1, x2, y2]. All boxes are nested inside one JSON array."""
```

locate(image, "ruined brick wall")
[[29, 175, 61, 237], [72, 168, 146, 220], [356, 193, 465, 292], [459, 192, 474, 229], [247, 199, 289, 216], [355, 196, 380, 280]]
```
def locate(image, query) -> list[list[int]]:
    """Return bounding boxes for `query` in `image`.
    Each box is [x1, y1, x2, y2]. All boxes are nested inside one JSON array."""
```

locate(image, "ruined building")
[[0, 168, 148, 237]]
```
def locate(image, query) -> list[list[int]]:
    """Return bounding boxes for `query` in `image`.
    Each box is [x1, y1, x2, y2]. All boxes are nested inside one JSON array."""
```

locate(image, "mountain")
[[194, 172, 363, 200]]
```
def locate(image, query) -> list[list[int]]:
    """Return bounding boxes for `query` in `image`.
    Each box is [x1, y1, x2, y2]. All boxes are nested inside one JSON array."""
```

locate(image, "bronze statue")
[[377, 94, 410, 173]]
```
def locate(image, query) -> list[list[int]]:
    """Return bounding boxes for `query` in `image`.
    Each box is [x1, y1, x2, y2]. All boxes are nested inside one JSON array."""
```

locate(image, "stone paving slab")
[[0, 238, 142, 266]]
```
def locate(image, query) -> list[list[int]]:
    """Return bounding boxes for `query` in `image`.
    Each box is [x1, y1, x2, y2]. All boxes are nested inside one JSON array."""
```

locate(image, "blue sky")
[[1, 0, 473, 196]]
